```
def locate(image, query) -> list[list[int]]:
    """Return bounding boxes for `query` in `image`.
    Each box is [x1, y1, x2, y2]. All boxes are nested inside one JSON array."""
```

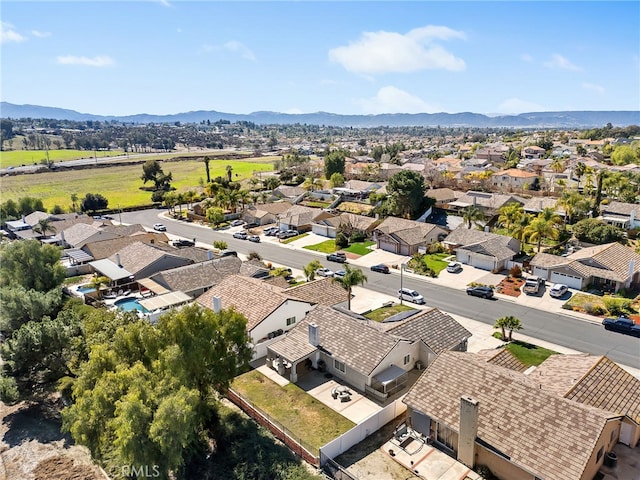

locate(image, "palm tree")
[[550, 158, 565, 174], [202, 156, 211, 184], [573, 161, 586, 189], [497, 203, 524, 232], [70, 193, 79, 213], [303, 260, 323, 281], [226, 164, 233, 182], [462, 205, 485, 229], [557, 190, 588, 224], [333, 265, 367, 310], [163, 191, 178, 214], [538, 207, 563, 226], [88, 275, 111, 299], [494, 316, 523, 341], [524, 217, 559, 252], [511, 213, 532, 244], [33, 218, 56, 237]]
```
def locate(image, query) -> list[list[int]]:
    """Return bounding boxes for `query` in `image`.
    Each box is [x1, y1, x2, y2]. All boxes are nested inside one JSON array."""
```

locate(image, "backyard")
[[231, 370, 355, 452], [504, 341, 558, 366], [364, 304, 415, 322]]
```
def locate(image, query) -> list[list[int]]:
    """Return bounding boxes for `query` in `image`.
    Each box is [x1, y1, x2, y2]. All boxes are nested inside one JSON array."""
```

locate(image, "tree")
[[332, 265, 367, 310], [141, 159, 172, 190], [330, 172, 345, 188], [88, 275, 111, 299], [70, 193, 79, 213], [206, 207, 225, 228], [33, 218, 57, 237], [573, 161, 586, 189], [494, 316, 523, 341], [226, 164, 233, 182], [591, 170, 605, 218], [0, 286, 63, 334], [611, 145, 637, 166], [264, 176, 280, 190], [303, 260, 323, 281], [80, 193, 108, 214], [462, 205, 485, 229], [497, 203, 524, 231], [557, 190, 590, 224], [0, 240, 65, 292], [524, 217, 559, 252], [202, 156, 211, 184], [572, 218, 625, 244], [324, 149, 346, 180], [386, 170, 427, 219]]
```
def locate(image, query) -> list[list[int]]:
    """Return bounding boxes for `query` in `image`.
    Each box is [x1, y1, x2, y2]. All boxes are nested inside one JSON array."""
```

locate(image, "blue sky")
[[2, 1, 639, 116]]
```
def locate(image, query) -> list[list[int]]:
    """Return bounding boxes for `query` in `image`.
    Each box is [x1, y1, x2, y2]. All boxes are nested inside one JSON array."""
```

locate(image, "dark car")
[[327, 252, 347, 263], [171, 239, 195, 247], [370, 264, 390, 274], [466, 285, 494, 299], [243, 222, 259, 229], [219, 250, 237, 257], [602, 316, 640, 337]]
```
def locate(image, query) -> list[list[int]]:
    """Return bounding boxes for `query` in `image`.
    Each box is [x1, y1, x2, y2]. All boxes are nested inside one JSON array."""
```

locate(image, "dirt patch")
[[0, 401, 106, 480], [495, 277, 524, 297]]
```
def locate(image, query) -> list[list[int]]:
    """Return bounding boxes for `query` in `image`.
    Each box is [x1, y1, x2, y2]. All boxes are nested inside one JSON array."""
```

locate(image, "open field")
[[1, 158, 274, 210], [0, 148, 126, 168]]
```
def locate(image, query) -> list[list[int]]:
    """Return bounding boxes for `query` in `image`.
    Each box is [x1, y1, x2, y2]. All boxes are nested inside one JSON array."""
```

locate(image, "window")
[[403, 354, 411, 366], [334, 359, 345, 373], [596, 446, 604, 463], [286, 317, 296, 326]]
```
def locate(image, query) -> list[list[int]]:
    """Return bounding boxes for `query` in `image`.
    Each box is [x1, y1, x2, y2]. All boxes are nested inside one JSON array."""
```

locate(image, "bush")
[[351, 230, 367, 243], [213, 240, 228, 250], [603, 297, 634, 316], [573, 218, 625, 244], [586, 304, 607, 316], [427, 242, 446, 254], [335, 232, 349, 248], [509, 265, 523, 278]]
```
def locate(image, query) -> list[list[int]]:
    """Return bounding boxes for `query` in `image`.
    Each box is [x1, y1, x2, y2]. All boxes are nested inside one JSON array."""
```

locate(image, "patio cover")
[[89, 259, 133, 281], [137, 278, 170, 295], [374, 365, 407, 387], [448, 200, 472, 208], [64, 248, 94, 264], [138, 291, 191, 311]]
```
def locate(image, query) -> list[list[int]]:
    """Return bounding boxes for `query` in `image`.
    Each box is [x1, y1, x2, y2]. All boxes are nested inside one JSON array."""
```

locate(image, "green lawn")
[[231, 370, 355, 452], [364, 303, 415, 322], [0, 148, 126, 168], [1, 159, 273, 211], [409, 253, 450, 276], [303, 239, 336, 253], [343, 241, 375, 256], [280, 233, 309, 244], [505, 341, 558, 366]]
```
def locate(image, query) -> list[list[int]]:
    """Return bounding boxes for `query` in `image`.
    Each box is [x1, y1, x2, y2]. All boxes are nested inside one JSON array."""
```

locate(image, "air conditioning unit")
[[415, 360, 424, 371]]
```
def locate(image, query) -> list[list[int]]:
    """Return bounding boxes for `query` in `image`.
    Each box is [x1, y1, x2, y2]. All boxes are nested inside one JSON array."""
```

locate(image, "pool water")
[[77, 285, 96, 294], [114, 297, 149, 313]]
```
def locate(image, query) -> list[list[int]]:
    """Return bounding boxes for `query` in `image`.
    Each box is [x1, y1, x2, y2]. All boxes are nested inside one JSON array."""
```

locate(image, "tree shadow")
[[2, 403, 73, 448]]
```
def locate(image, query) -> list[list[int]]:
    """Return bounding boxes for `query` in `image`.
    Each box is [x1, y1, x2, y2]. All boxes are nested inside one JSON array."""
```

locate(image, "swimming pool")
[[76, 285, 96, 294], [114, 296, 149, 313]]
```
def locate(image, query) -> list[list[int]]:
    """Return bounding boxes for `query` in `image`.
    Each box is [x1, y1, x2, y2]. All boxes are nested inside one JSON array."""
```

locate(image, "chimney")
[[115, 253, 122, 267], [212, 296, 221, 313], [308, 322, 320, 347], [60, 231, 66, 245], [458, 396, 479, 468]]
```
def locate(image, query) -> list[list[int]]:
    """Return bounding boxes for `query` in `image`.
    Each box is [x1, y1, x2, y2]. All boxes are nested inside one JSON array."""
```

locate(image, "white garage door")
[[533, 267, 549, 280], [550, 271, 582, 289], [471, 256, 495, 271], [379, 238, 398, 253]]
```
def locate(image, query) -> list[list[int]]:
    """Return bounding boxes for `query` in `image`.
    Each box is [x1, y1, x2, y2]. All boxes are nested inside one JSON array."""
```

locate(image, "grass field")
[[343, 241, 375, 255], [231, 370, 355, 452], [304, 240, 337, 253], [0, 149, 126, 168], [1, 158, 274, 211], [505, 341, 558, 366]]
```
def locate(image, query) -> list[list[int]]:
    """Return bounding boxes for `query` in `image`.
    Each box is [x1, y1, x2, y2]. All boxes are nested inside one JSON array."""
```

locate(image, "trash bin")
[[604, 451, 617, 468]]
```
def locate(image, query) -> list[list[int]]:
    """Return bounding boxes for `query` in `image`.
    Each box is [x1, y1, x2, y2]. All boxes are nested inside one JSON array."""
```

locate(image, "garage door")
[[378, 238, 398, 254], [471, 256, 495, 271], [550, 271, 582, 289], [533, 267, 549, 280]]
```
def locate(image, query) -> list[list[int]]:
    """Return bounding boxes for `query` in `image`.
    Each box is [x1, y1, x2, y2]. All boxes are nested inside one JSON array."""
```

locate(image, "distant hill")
[[1, 102, 638, 128]]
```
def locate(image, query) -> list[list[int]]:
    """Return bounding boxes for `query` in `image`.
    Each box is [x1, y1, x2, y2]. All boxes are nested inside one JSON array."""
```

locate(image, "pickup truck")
[[602, 317, 640, 337], [523, 276, 544, 295], [326, 252, 347, 263]]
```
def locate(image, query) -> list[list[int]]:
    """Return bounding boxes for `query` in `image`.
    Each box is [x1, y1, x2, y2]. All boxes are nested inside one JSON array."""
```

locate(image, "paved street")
[[120, 209, 640, 372]]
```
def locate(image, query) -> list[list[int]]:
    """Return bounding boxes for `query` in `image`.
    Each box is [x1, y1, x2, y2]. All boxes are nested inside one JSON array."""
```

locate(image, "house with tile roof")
[[374, 217, 448, 255], [529, 242, 640, 291], [491, 168, 539, 191], [284, 277, 349, 307], [242, 202, 292, 226], [196, 275, 315, 360], [277, 205, 323, 232], [521, 196, 566, 218], [446, 190, 524, 217], [311, 212, 377, 239], [267, 306, 470, 400], [403, 351, 623, 480], [598, 201, 640, 230], [443, 225, 520, 272]]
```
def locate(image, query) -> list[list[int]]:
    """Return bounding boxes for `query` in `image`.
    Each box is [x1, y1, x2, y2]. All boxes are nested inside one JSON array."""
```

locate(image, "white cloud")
[[521, 53, 533, 62], [201, 40, 256, 61], [31, 30, 51, 38], [496, 98, 545, 114], [329, 25, 465, 74], [356, 86, 441, 114], [582, 82, 605, 94], [1, 22, 26, 44], [56, 55, 115, 67], [544, 53, 582, 72]]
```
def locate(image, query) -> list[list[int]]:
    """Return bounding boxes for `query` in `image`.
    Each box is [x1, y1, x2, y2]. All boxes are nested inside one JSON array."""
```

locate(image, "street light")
[[399, 262, 407, 305]]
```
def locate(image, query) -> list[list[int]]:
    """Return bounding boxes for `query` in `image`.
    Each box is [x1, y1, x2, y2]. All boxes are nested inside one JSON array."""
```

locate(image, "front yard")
[[304, 239, 376, 256], [407, 252, 450, 276], [563, 292, 640, 317], [231, 370, 355, 452]]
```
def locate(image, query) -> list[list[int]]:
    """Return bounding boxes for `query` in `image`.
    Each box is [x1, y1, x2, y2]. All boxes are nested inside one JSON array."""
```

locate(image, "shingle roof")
[[107, 242, 190, 276], [444, 225, 515, 248], [456, 236, 518, 261], [58, 223, 102, 246], [529, 252, 569, 268], [148, 256, 242, 293], [278, 205, 322, 226], [566, 242, 640, 282], [484, 348, 528, 372], [386, 308, 470, 353], [196, 275, 308, 331], [285, 277, 348, 306], [521, 196, 566, 215], [83, 232, 169, 260], [403, 352, 616, 480], [452, 191, 524, 210], [269, 305, 400, 377], [426, 188, 457, 202], [375, 217, 446, 246]]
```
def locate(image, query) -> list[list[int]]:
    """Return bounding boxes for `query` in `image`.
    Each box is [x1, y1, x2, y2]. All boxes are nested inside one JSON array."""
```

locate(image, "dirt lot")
[[0, 401, 106, 480]]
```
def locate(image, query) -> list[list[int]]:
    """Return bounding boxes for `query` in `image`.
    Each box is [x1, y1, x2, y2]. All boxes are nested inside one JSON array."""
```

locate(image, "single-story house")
[[403, 351, 623, 480], [521, 196, 566, 218], [443, 226, 520, 272], [311, 212, 377, 239], [599, 201, 640, 230], [425, 188, 458, 207], [530, 242, 640, 291], [277, 205, 323, 232], [242, 202, 293, 226], [374, 217, 448, 256], [57, 223, 121, 249], [446, 191, 524, 217]]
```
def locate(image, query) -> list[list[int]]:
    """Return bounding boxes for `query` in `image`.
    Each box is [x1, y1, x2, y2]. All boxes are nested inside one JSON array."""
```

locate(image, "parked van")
[[398, 288, 425, 304]]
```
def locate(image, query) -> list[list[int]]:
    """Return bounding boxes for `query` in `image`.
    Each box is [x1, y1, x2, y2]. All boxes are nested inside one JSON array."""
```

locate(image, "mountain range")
[[1, 102, 638, 128]]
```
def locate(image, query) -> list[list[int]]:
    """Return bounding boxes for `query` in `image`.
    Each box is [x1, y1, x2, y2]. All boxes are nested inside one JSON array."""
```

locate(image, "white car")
[[315, 268, 334, 277], [153, 223, 166, 231], [398, 288, 425, 304], [446, 261, 463, 273], [549, 283, 569, 298]]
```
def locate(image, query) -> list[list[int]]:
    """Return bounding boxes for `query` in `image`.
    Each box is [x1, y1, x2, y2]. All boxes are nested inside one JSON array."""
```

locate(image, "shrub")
[[213, 240, 228, 250], [509, 265, 523, 278], [335, 232, 349, 248], [351, 230, 367, 243], [572, 218, 625, 244], [586, 304, 607, 316], [603, 297, 634, 316]]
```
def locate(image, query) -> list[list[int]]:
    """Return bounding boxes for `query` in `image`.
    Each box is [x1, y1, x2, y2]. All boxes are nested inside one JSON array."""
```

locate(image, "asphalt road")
[[122, 209, 640, 369]]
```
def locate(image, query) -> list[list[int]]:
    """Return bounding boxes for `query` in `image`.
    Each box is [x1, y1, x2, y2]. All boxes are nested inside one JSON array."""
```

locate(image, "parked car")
[[549, 283, 568, 298], [446, 262, 463, 273], [230, 219, 245, 227], [233, 231, 248, 240], [523, 276, 544, 295], [370, 264, 390, 274], [334, 270, 346, 278], [264, 226, 280, 236], [219, 250, 237, 257], [243, 222, 259, 229], [602, 316, 640, 337], [170, 239, 195, 247], [327, 252, 347, 263], [153, 223, 166, 231], [315, 267, 334, 277], [277, 229, 299, 239], [466, 285, 494, 299], [248, 235, 260, 243], [398, 288, 425, 304]]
